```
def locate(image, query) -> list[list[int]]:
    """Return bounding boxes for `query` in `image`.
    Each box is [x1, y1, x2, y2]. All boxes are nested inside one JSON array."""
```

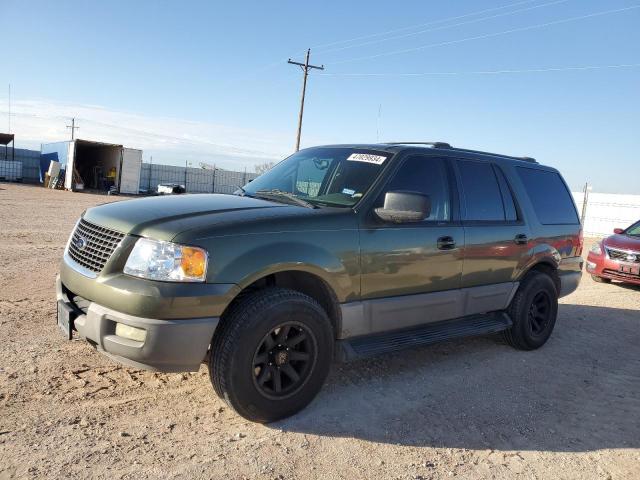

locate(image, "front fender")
[[208, 234, 360, 303]]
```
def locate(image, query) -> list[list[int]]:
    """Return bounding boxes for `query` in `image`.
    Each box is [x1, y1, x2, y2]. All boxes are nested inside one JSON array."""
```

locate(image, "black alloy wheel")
[[528, 291, 552, 336], [252, 323, 317, 399]]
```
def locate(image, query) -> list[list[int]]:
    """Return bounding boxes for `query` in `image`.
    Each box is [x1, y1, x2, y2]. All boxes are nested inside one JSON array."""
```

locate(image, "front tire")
[[591, 274, 611, 283], [504, 271, 558, 350], [209, 287, 333, 423]]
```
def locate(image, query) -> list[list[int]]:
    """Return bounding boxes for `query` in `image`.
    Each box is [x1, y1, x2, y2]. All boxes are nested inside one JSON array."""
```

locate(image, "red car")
[[587, 220, 640, 285]]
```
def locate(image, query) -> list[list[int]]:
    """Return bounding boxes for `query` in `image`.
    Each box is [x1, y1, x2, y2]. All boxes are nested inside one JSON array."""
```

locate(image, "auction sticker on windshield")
[[347, 153, 387, 165]]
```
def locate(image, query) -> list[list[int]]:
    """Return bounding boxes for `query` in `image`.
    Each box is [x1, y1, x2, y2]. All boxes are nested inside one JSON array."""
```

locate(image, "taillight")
[[576, 228, 584, 256]]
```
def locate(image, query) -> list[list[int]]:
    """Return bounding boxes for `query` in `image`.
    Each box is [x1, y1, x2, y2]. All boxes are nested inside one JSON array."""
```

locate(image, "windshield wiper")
[[254, 189, 316, 209]]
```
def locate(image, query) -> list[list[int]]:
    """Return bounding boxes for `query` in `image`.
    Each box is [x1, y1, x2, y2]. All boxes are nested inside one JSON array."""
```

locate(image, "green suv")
[[56, 142, 583, 422]]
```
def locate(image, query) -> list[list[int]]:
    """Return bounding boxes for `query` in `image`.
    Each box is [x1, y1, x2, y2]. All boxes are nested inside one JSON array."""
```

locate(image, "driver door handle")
[[514, 234, 528, 245], [437, 236, 456, 250]]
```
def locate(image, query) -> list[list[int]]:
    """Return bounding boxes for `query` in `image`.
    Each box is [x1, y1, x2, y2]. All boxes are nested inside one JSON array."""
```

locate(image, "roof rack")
[[452, 147, 537, 163], [381, 142, 537, 163], [383, 142, 452, 149]]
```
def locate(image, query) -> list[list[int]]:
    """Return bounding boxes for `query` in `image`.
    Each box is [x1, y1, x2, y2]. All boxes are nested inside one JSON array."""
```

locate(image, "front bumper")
[[57, 275, 219, 372], [587, 251, 640, 285]]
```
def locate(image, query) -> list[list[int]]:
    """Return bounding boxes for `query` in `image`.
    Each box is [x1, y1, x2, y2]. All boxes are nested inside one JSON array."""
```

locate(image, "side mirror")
[[613, 228, 624, 234], [374, 191, 431, 224]]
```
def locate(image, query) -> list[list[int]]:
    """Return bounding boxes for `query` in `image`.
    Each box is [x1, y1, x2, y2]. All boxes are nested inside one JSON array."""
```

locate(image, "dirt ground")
[[1, 182, 639, 480]]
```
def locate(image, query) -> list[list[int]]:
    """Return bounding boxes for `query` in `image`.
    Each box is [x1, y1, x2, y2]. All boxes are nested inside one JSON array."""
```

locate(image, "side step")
[[336, 312, 512, 361]]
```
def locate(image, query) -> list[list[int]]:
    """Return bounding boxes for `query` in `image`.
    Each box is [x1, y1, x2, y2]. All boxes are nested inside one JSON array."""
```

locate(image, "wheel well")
[[526, 262, 561, 293], [223, 271, 341, 337]]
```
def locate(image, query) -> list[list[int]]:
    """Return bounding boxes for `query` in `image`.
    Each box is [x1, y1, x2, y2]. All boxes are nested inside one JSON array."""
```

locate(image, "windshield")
[[241, 147, 391, 207], [624, 221, 640, 237]]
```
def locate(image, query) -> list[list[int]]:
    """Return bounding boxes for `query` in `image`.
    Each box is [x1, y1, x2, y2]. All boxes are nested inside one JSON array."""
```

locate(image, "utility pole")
[[148, 156, 153, 192], [580, 182, 591, 225], [66, 117, 79, 140], [288, 49, 324, 152]]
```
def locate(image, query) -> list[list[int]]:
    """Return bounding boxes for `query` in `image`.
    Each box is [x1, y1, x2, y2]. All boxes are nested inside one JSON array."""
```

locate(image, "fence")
[[139, 163, 258, 194], [573, 191, 640, 237]]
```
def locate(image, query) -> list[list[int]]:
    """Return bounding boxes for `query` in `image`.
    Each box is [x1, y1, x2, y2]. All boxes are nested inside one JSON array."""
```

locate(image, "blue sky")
[[1, 0, 639, 193]]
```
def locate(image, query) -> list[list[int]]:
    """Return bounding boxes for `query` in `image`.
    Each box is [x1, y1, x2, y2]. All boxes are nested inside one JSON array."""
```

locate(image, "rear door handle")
[[437, 236, 456, 250], [514, 234, 528, 245]]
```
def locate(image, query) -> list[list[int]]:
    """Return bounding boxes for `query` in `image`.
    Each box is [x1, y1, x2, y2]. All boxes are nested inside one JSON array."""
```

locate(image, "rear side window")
[[516, 167, 579, 225], [457, 160, 506, 221], [494, 167, 518, 221]]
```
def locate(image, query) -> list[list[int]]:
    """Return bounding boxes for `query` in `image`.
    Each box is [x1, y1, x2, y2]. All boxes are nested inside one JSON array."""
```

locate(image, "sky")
[[0, 0, 639, 193]]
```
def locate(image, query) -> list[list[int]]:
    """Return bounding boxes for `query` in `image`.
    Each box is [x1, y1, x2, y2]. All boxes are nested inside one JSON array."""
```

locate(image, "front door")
[[359, 154, 464, 333]]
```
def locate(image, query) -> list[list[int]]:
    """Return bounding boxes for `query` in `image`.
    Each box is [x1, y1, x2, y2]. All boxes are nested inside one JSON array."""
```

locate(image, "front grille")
[[603, 269, 640, 280], [606, 247, 640, 263], [67, 219, 125, 274]]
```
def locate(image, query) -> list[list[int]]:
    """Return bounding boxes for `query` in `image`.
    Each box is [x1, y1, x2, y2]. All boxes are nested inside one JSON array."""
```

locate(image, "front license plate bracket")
[[57, 301, 77, 340]]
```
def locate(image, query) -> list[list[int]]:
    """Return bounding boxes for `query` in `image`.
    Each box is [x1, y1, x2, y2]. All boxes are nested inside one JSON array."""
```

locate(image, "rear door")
[[359, 154, 465, 333], [454, 159, 530, 314], [119, 148, 143, 194]]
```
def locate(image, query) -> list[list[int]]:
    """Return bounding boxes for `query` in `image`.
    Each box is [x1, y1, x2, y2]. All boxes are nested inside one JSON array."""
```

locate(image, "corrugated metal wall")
[[573, 192, 640, 237], [139, 163, 258, 194], [0, 148, 41, 182]]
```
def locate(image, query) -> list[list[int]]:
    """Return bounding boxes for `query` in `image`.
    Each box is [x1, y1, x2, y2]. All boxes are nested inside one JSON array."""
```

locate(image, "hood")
[[83, 194, 289, 240], [603, 233, 640, 252]]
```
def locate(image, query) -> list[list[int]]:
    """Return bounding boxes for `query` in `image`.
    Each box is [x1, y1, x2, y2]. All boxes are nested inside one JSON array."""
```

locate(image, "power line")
[[288, 49, 324, 152], [319, 0, 571, 55], [318, 63, 640, 77], [312, 0, 542, 51], [331, 4, 640, 65]]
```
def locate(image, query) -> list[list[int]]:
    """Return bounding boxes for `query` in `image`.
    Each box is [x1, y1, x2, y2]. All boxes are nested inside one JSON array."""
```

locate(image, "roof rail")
[[383, 142, 452, 149], [382, 142, 537, 163], [447, 146, 538, 163]]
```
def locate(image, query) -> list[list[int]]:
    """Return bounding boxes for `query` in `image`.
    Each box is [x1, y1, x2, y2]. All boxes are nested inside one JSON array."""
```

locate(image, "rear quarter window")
[[516, 167, 579, 225]]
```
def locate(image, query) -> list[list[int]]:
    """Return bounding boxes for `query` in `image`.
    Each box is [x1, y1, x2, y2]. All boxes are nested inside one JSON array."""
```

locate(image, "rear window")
[[516, 167, 579, 225]]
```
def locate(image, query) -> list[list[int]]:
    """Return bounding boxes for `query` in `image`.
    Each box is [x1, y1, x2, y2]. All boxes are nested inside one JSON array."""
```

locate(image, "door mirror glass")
[[374, 191, 431, 223]]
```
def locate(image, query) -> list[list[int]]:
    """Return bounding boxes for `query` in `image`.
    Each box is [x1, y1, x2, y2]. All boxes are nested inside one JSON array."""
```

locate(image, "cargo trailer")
[[40, 139, 142, 194]]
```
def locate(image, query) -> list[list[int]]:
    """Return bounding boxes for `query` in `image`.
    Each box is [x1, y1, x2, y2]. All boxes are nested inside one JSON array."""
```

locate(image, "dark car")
[[56, 142, 583, 422], [587, 221, 640, 285]]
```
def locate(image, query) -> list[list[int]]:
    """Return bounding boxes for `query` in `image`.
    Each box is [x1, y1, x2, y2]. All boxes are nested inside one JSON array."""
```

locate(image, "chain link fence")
[[139, 163, 258, 194]]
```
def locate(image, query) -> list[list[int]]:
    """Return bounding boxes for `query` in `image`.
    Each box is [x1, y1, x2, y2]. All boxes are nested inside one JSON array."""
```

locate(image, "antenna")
[[8, 84, 10, 133], [376, 103, 382, 142]]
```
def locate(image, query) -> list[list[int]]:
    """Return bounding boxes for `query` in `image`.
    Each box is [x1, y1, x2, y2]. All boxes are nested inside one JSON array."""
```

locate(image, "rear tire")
[[503, 271, 558, 350], [591, 274, 611, 283], [209, 287, 333, 423]]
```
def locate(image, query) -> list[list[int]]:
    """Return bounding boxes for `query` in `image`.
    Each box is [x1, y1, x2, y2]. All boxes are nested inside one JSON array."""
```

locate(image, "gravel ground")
[[1, 182, 639, 480]]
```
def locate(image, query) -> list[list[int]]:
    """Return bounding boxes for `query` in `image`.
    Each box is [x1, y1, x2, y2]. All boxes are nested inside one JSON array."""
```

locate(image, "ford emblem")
[[75, 236, 88, 250]]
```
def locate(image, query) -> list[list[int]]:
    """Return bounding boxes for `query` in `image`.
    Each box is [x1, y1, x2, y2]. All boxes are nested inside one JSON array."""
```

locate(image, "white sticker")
[[342, 188, 356, 195], [347, 153, 387, 165]]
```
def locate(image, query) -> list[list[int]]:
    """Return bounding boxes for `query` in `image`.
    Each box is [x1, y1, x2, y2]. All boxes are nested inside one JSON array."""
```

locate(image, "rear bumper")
[[558, 256, 583, 298], [56, 275, 219, 372]]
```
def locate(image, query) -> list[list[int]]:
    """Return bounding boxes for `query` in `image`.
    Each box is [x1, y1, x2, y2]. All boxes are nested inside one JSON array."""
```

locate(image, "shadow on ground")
[[275, 304, 640, 452]]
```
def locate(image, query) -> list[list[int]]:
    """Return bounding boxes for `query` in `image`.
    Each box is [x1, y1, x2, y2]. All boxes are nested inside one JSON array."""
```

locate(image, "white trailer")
[[41, 139, 143, 194]]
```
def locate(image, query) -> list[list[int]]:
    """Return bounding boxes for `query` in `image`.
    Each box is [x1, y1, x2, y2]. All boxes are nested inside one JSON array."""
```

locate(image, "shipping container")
[[40, 139, 143, 194]]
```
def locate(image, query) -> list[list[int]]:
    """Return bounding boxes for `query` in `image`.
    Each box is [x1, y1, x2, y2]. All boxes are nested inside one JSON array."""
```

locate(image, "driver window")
[[379, 156, 450, 222]]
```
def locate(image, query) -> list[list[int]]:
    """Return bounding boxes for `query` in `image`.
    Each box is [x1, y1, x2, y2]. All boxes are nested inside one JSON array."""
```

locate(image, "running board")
[[336, 312, 512, 362]]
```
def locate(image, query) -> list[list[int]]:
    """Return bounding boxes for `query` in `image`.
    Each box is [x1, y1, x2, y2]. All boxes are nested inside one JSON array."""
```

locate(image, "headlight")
[[589, 242, 603, 254], [124, 238, 208, 282]]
